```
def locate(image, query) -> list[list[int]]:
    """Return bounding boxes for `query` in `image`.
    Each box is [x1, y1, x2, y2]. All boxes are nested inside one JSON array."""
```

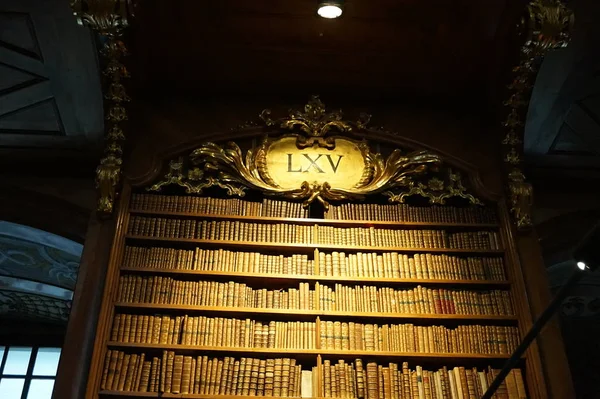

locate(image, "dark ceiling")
[[129, 0, 522, 106]]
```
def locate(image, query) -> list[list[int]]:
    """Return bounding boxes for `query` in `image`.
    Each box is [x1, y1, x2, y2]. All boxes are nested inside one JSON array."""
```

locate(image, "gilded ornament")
[[71, 0, 135, 36], [106, 82, 130, 102], [502, 131, 523, 146], [107, 104, 128, 122], [505, 148, 521, 165], [71, 0, 135, 216], [500, 0, 572, 229], [384, 169, 482, 206], [96, 154, 122, 214], [150, 97, 483, 209], [525, 0, 574, 51], [148, 158, 247, 197], [508, 168, 533, 229], [504, 93, 527, 109], [427, 178, 444, 191], [503, 109, 524, 130], [186, 139, 441, 209], [259, 95, 371, 146], [107, 125, 125, 141], [106, 142, 122, 155]]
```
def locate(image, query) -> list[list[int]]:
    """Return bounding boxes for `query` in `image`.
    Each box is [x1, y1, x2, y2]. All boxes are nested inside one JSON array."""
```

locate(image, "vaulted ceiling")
[[524, 0, 600, 180], [0, 0, 103, 172]]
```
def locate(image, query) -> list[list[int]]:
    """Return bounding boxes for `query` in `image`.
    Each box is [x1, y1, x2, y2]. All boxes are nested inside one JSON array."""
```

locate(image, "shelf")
[[107, 342, 512, 362], [130, 209, 498, 230], [100, 391, 327, 399], [114, 303, 518, 325], [120, 267, 511, 288], [125, 236, 505, 256]]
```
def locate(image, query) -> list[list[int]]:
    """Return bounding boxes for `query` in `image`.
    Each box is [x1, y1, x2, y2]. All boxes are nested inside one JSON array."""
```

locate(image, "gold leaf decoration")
[[258, 95, 371, 139], [500, 0, 573, 230], [71, 0, 136, 217], [149, 97, 483, 208], [149, 137, 483, 209], [384, 169, 482, 206]]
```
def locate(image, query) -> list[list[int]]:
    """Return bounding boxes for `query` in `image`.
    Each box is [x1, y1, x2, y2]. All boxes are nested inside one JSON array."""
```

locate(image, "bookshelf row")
[[121, 268, 509, 291], [117, 276, 514, 316], [132, 195, 309, 219], [128, 217, 502, 250], [126, 236, 504, 257], [101, 350, 525, 398], [131, 194, 497, 224], [115, 303, 517, 324], [130, 209, 498, 231], [123, 246, 506, 282], [110, 313, 520, 355], [324, 202, 497, 224], [93, 191, 529, 399], [107, 343, 513, 363]]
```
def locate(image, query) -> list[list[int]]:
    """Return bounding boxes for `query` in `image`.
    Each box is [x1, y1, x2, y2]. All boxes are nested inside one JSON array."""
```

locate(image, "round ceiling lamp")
[[317, 0, 343, 19]]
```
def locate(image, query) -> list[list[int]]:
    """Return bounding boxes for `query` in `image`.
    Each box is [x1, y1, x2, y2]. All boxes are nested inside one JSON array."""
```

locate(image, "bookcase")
[[86, 184, 537, 398]]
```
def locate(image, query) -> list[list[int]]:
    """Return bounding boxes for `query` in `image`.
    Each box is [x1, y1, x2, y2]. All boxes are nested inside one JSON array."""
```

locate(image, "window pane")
[[0, 378, 25, 399], [33, 348, 61, 376], [27, 379, 55, 399], [3, 347, 32, 375]]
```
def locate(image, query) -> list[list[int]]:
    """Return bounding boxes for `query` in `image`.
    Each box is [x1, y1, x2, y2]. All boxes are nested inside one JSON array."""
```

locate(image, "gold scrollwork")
[[508, 169, 533, 229], [150, 141, 483, 209], [149, 140, 441, 209], [258, 95, 371, 140], [501, 0, 573, 230], [147, 158, 246, 197], [71, 0, 135, 216], [384, 170, 482, 206], [149, 97, 483, 209]]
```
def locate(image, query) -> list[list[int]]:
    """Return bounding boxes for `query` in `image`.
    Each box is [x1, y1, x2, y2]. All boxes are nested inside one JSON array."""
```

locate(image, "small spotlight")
[[573, 221, 600, 272], [318, 1, 343, 19]]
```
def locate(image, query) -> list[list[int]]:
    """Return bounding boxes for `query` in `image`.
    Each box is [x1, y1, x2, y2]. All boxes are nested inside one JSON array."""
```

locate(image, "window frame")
[[0, 346, 60, 399]]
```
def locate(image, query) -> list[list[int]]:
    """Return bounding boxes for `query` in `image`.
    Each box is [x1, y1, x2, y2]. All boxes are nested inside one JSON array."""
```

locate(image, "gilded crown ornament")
[[150, 97, 483, 209], [71, 0, 136, 216], [259, 95, 372, 149], [501, 0, 573, 230]]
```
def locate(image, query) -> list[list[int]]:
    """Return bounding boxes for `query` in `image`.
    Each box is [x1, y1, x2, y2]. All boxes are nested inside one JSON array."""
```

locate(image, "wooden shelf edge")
[[119, 267, 510, 286], [125, 236, 504, 256], [113, 303, 517, 322], [106, 342, 512, 360], [129, 209, 499, 230], [100, 392, 328, 398]]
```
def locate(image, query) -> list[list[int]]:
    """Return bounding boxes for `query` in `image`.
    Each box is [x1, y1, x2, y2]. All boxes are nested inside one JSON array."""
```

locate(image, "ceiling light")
[[318, 1, 343, 19], [577, 261, 587, 270]]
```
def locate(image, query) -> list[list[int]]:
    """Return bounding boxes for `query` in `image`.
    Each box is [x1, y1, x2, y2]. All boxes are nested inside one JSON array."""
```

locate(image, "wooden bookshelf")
[[100, 392, 331, 399], [88, 191, 535, 399]]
